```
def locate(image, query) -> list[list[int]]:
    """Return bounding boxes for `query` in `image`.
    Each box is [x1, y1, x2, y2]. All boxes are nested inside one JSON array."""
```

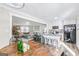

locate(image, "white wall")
[[51, 16, 76, 29], [51, 20, 63, 29], [64, 17, 76, 25], [0, 7, 11, 48], [76, 17, 79, 49]]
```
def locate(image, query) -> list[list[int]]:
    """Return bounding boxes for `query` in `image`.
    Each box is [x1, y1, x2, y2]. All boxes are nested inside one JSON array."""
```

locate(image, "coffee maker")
[[64, 24, 76, 44]]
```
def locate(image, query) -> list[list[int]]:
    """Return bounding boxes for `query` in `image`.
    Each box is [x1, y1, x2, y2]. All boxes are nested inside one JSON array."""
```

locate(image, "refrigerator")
[[64, 24, 76, 44]]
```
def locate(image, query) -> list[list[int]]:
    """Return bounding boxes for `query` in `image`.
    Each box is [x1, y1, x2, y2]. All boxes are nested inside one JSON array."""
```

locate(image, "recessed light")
[[54, 17, 58, 19]]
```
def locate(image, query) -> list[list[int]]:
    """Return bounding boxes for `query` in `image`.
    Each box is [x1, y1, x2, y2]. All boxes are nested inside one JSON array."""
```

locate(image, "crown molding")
[[0, 4, 47, 25]]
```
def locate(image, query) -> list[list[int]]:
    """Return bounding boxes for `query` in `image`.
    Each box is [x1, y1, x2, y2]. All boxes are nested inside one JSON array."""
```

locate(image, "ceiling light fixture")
[[6, 3, 25, 9], [54, 17, 58, 20]]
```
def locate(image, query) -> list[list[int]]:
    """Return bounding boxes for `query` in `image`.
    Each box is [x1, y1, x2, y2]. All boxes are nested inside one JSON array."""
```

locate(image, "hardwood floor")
[[0, 43, 17, 56]]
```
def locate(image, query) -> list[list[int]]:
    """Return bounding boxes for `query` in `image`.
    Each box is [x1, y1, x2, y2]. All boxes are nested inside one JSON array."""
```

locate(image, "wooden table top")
[[0, 40, 63, 56]]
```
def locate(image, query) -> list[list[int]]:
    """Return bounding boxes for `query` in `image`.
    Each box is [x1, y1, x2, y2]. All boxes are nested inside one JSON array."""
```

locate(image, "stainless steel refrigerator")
[[64, 24, 76, 44]]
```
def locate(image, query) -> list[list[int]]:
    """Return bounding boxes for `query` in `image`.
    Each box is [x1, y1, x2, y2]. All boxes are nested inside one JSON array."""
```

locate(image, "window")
[[20, 26, 29, 32]]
